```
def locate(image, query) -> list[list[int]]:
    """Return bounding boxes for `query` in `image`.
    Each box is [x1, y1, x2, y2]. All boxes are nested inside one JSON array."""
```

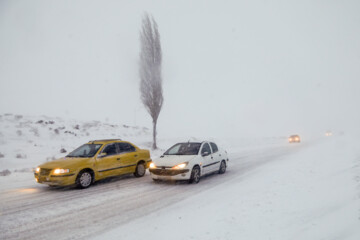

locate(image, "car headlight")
[[149, 162, 156, 169], [172, 162, 188, 169], [35, 167, 40, 173], [53, 168, 70, 174]]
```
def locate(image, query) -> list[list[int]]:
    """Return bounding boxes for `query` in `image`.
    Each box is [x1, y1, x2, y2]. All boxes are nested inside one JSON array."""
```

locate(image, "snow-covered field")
[[95, 137, 360, 240], [0, 113, 153, 173], [0, 114, 359, 240]]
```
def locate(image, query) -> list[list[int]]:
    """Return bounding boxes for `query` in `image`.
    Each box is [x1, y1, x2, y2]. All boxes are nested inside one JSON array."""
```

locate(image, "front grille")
[[150, 168, 189, 176], [40, 168, 52, 176]]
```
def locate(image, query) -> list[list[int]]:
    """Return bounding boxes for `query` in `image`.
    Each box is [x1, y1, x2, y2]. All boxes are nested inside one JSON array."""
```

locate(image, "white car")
[[149, 141, 229, 183]]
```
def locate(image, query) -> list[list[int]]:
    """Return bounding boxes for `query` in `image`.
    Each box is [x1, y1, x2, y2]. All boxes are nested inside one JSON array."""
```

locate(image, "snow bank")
[[0, 113, 151, 171]]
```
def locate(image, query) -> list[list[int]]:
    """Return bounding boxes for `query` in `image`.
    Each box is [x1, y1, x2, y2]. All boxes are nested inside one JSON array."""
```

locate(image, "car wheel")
[[134, 162, 146, 177], [76, 170, 92, 189], [218, 160, 226, 174], [189, 166, 200, 184]]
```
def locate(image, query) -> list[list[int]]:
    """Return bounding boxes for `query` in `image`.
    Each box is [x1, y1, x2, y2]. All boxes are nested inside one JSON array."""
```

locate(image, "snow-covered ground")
[[95, 137, 360, 240], [0, 114, 359, 240], [0, 113, 152, 173], [0, 113, 284, 173]]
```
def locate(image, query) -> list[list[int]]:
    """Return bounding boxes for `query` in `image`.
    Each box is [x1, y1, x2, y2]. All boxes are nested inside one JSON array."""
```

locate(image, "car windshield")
[[66, 144, 102, 158], [164, 143, 201, 155]]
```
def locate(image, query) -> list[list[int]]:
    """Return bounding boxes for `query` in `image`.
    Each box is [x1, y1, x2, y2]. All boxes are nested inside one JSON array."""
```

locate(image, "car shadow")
[[152, 171, 221, 185], [39, 173, 139, 191]]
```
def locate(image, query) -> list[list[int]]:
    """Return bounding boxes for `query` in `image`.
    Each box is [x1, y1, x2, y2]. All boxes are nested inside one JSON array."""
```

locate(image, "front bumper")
[[34, 172, 76, 186], [149, 168, 190, 180]]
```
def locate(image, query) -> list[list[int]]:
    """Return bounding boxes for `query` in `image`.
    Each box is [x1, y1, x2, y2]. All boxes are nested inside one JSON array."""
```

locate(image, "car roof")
[[289, 135, 300, 137], [87, 139, 123, 144], [179, 142, 202, 144]]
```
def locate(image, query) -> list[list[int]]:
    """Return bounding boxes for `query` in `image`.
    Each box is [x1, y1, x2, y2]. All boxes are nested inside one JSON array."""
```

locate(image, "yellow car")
[[34, 139, 151, 188], [288, 135, 301, 143]]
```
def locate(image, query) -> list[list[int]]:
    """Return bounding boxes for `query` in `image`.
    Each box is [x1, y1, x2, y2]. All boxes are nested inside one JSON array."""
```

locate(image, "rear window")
[[210, 142, 218, 153]]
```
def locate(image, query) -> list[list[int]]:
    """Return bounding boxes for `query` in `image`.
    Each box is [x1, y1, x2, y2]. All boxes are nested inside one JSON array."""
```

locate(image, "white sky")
[[0, 0, 359, 139]]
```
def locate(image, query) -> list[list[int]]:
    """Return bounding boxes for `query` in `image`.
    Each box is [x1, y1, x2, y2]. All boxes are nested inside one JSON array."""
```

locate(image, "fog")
[[0, 0, 359, 139]]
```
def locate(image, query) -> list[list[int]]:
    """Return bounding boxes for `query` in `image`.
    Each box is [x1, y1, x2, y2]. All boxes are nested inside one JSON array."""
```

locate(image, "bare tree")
[[139, 13, 163, 149]]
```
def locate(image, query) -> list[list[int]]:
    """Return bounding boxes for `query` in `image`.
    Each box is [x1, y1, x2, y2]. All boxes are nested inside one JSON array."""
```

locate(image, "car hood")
[[153, 155, 196, 167], [38, 157, 91, 169]]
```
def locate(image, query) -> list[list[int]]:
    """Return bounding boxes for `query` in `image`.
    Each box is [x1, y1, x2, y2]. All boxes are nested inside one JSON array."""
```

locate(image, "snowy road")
[[0, 142, 303, 240]]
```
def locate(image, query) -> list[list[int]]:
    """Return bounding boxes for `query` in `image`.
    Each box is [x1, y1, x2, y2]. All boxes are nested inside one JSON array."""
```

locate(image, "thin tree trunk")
[[152, 120, 157, 149], [139, 13, 163, 150]]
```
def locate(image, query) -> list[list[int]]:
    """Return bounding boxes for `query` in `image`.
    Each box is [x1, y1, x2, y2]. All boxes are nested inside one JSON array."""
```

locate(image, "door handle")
[[134, 155, 138, 157], [211, 157, 213, 159], [117, 158, 121, 160]]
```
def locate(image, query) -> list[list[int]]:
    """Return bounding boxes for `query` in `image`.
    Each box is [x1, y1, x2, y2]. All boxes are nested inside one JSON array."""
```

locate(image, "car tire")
[[134, 162, 146, 177], [76, 170, 93, 189], [189, 166, 201, 184], [218, 160, 226, 174]]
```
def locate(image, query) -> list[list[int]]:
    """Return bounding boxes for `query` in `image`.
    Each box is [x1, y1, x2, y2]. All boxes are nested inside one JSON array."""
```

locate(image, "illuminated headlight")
[[35, 167, 40, 173], [172, 162, 188, 169], [53, 168, 70, 174], [149, 162, 156, 169]]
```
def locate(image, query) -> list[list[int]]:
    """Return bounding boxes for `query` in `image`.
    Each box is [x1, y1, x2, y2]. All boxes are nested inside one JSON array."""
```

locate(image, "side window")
[[117, 142, 136, 153], [102, 144, 118, 156], [201, 143, 211, 155], [210, 142, 218, 153]]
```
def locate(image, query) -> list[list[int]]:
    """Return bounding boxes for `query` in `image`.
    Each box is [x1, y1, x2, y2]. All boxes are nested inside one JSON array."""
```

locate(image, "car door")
[[200, 142, 215, 174], [96, 143, 122, 178], [116, 142, 139, 174], [210, 142, 222, 172]]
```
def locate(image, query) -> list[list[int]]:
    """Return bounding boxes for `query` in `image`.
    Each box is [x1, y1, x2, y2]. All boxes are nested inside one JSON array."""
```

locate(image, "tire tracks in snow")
[[0, 143, 307, 240]]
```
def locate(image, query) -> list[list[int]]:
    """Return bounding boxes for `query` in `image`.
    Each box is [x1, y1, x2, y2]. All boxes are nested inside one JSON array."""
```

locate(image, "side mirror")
[[201, 152, 210, 157], [98, 152, 107, 158]]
